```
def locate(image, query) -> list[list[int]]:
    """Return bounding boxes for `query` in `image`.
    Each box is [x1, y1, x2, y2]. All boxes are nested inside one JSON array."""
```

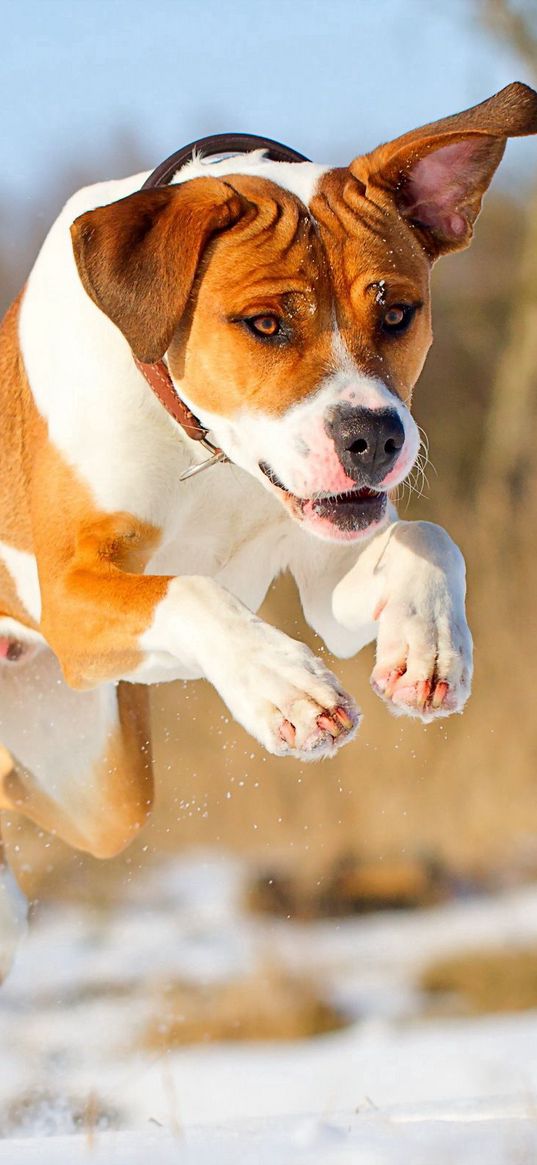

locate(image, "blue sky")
[[2, 0, 536, 205]]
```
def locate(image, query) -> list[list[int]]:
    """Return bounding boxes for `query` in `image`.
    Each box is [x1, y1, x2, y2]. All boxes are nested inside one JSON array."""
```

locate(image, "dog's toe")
[[371, 601, 472, 721], [274, 690, 360, 760], [209, 622, 361, 760]]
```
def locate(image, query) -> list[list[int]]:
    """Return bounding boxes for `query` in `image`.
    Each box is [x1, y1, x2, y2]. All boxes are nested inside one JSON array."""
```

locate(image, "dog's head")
[[71, 82, 537, 542]]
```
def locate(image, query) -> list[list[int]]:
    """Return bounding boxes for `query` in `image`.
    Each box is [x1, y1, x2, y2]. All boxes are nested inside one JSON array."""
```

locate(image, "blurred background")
[[2, 0, 537, 1137]]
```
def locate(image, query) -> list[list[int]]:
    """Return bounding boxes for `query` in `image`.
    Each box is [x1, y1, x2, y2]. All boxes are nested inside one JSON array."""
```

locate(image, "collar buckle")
[[179, 447, 228, 481]]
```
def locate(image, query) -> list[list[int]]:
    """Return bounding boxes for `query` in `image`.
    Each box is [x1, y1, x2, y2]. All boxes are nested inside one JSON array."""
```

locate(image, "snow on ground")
[[2, 853, 537, 1161], [2, 1109, 537, 1165]]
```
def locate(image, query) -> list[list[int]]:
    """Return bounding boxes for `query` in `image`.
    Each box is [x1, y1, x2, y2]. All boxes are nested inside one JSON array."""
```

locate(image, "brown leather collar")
[[133, 355, 228, 481], [141, 132, 309, 191], [133, 356, 210, 440], [134, 133, 309, 478]]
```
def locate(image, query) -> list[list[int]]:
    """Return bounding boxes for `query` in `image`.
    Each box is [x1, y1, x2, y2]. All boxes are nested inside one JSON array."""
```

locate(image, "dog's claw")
[[316, 713, 342, 738], [432, 680, 449, 709], [217, 622, 359, 760], [416, 679, 431, 710], [279, 719, 296, 747], [276, 699, 359, 758], [371, 662, 468, 721], [334, 706, 354, 730], [384, 668, 405, 699]]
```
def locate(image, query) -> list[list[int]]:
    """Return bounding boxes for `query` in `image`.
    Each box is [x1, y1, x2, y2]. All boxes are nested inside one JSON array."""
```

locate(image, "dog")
[[0, 82, 535, 977]]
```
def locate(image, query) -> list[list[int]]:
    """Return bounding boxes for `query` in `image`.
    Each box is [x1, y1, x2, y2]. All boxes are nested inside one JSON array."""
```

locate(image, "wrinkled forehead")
[[201, 172, 327, 298], [199, 168, 429, 301], [311, 168, 430, 287]]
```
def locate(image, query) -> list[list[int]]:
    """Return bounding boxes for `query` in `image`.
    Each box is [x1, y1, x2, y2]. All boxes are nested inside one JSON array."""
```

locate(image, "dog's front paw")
[[371, 596, 472, 722], [214, 631, 360, 760]]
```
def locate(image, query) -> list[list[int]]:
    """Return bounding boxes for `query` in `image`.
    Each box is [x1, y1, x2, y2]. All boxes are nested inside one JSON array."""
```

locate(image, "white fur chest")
[[147, 464, 290, 613]]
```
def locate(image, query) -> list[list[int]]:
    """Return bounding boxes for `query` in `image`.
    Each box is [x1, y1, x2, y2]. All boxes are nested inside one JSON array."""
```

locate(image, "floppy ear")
[[350, 82, 537, 258], [70, 178, 246, 362]]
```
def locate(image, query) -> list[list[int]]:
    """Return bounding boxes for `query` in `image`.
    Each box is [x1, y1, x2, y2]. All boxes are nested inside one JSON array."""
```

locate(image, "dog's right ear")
[[350, 82, 537, 259], [70, 178, 247, 363]]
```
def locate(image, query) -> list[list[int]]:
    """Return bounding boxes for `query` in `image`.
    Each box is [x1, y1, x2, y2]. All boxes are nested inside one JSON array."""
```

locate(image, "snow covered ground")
[[2, 853, 537, 1161], [2, 1107, 537, 1165]]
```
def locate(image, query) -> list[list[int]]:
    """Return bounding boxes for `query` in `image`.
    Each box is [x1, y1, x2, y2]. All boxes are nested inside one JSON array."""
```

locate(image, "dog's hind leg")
[[0, 648, 154, 858], [0, 648, 154, 978], [0, 747, 28, 981]]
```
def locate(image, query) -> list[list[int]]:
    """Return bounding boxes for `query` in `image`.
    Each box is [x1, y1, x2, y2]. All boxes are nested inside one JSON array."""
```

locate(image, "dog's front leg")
[[141, 576, 361, 758], [332, 520, 473, 720], [36, 509, 360, 761]]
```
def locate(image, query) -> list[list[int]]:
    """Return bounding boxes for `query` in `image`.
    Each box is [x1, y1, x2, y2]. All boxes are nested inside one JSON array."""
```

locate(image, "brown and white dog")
[[0, 83, 535, 976]]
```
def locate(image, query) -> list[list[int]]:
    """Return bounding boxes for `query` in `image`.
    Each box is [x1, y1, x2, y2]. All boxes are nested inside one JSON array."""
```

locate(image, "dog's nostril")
[[331, 406, 405, 481], [348, 438, 368, 455]]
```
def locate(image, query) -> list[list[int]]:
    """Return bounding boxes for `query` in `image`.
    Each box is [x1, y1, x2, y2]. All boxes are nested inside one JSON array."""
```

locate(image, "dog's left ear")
[[71, 177, 248, 362], [350, 82, 537, 258]]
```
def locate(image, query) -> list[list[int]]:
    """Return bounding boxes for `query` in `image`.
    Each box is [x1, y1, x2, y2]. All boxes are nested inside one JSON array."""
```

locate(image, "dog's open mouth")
[[259, 461, 387, 540]]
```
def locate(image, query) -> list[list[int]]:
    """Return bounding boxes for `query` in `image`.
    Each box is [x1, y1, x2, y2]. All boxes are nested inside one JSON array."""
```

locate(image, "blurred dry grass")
[[141, 968, 345, 1049], [421, 946, 537, 1015], [247, 855, 453, 919]]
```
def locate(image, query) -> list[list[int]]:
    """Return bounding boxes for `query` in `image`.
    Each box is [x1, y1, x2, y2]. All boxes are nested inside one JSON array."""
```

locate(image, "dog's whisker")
[[397, 448, 431, 506], [398, 430, 435, 503], [417, 426, 437, 480]]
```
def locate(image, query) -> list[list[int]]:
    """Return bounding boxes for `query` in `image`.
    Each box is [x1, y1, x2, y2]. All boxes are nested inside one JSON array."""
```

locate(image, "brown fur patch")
[[33, 471, 167, 688], [0, 292, 42, 628], [0, 291, 37, 555], [0, 561, 37, 628], [0, 292, 168, 687]]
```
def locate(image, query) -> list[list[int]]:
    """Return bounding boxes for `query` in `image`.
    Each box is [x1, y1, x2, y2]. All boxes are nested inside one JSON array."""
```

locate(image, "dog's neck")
[[133, 355, 228, 480]]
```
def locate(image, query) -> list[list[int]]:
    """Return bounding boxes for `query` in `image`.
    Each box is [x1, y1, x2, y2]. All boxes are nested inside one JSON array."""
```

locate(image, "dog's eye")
[[245, 314, 282, 338], [382, 304, 417, 333]]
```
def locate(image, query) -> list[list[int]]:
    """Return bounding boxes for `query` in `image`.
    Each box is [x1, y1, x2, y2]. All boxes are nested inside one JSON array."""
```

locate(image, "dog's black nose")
[[328, 406, 405, 485]]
